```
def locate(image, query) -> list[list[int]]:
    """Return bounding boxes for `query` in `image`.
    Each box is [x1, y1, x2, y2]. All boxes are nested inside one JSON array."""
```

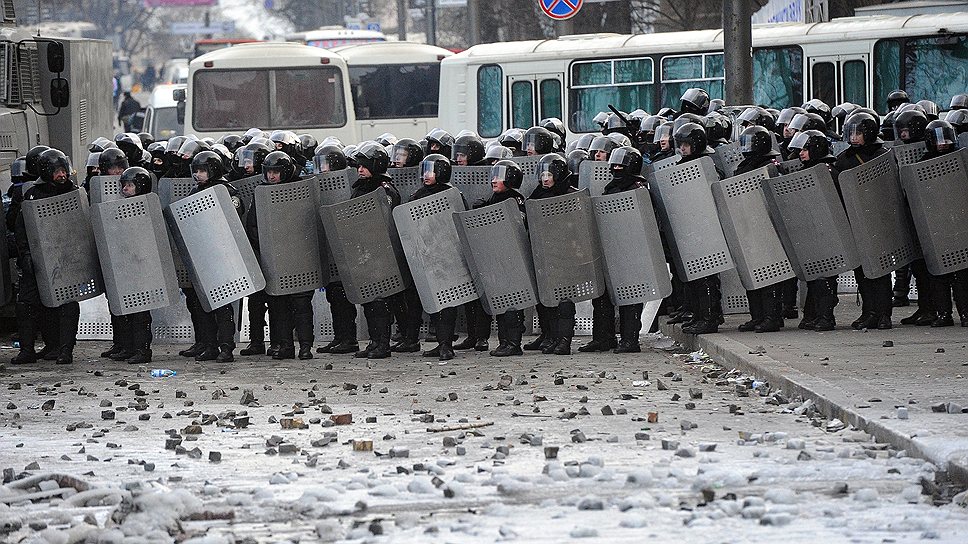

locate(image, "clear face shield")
[[607, 147, 630, 169], [391, 145, 410, 167], [929, 126, 957, 147], [653, 125, 673, 149], [738, 132, 757, 154], [420, 160, 438, 183], [845, 123, 867, 146], [237, 149, 260, 173], [489, 165, 510, 190], [788, 131, 810, 153]]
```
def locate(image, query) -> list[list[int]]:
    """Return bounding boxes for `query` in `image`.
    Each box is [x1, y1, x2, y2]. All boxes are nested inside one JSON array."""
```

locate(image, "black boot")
[[755, 286, 783, 333], [812, 277, 839, 331], [216, 343, 235, 363], [127, 349, 152, 365], [390, 340, 420, 353], [438, 341, 455, 361], [37, 344, 61, 361], [179, 343, 206, 358], [355, 342, 375, 358], [613, 339, 641, 353], [523, 335, 546, 351], [273, 343, 295, 360], [578, 339, 616, 352], [109, 348, 135, 361], [553, 337, 571, 355], [738, 290, 764, 331], [754, 316, 783, 333], [11, 303, 37, 364], [331, 341, 360, 354], [931, 313, 954, 327], [298, 343, 313, 360], [316, 339, 341, 353], [266, 343, 280, 357], [541, 338, 558, 354], [453, 336, 477, 350], [240, 342, 266, 356], [195, 344, 219, 361], [100, 344, 123, 358], [55, 345, 74, 365]]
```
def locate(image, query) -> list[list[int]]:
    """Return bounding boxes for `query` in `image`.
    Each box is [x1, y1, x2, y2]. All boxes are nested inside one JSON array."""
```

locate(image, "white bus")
[[330, 42, 453, 140], [438, 12, 968, 140], [184, 42, 357, 143], [183, 41, 452, 142]]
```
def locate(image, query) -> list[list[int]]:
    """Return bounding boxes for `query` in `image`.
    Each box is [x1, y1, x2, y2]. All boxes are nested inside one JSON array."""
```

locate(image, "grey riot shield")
[[651, 156, 735, 281], [711, 166, 796, 291], [22, 188, 104, 307], [776, 159, 804, 175], [454, 198, 538, 316], [720, 267, 749, 315], [526, 190, 606, 307], [592, 188, 672, 305], [892, 141, 927, 167], [959, 133, 968, 152], [313, 168, 353, 206], [158, 177, 195, 207], [512, 155, 543, 196], [578, 160, 611, 197], [712, 141, 744, 178], [229, 174, 262, 217], [831, 140, 850, 157], [387, 166, 421, 204], [91, 193, 179, 315], [393, 187, 479, 313], [164, 184, 266, 312], [839, 151, 920, 278], [642, 154, 679, 185], [763, 164, 860, 281], [318, 190, 408, 304], [255, 179, 327, 296], [88, 176, 122, 205], [452, 165, 493, 207], [898, 148, 968, 276]]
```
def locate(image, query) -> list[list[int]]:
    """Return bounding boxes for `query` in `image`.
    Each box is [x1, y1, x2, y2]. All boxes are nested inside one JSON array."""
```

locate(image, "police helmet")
[[119, 166, 154, 196], [420, 153, 452, 185]]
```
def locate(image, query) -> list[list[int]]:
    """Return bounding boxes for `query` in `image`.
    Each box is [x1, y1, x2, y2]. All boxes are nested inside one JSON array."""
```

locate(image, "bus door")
[[808, 54, 869, 110], [508, 73, 564, 130]]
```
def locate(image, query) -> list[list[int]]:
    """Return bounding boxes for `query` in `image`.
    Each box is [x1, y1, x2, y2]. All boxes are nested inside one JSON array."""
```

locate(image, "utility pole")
[[396, 0, 407, 40], [426, 0, 436, 45], [468, 0, 480, 46], [722, 0, 752, 105]]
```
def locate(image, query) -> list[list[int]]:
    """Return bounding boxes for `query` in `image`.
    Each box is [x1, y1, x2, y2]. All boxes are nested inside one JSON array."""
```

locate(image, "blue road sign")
[[539, 0, 583, 20]]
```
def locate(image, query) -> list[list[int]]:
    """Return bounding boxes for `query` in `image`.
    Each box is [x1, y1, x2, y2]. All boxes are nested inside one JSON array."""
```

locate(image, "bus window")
[[901, 34, 968, 113], [193, 67, 345, 131], [540, 79, 562, 120], [874, 39, 901, 113], [193, 70, 270, 130], [811, 62, 837, 109], [659, 53, 723, 109], [569, 57, 654, 133], [478, 65, 503, 138], [348, 63, 440, 119], [753, 47, 803, 108], [511, 80, 534, 128], [843, 60, 866, 107], [273, 68, 346, 128]]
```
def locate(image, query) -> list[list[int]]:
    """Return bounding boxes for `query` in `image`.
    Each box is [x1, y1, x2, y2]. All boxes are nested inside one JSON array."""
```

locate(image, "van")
[[143, 83, 185, 140]]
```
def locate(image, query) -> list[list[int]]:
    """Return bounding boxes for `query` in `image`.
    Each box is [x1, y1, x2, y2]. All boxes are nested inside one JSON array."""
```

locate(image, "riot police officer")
[[115, 132, 146, 169], [478, 160, 527, 357], [523, 126, 556, 156], [230, 141, 272, 182], [919, 120, 967, 327], [651, 122, 676, 162], [178, 151, 243, 363], [11, 149, 81, 364], [350, 142, 401, 359], [98, 147, 129, 176], [673, 122, 724, 335], [527, 153, 578, 355], [391, 138, 424, 168], [426, 128, 455, 159], [679, 88, 710, 116], [835, 113, 893, 330], [589, 135, 617, 162], [452, 134, 486, 166]]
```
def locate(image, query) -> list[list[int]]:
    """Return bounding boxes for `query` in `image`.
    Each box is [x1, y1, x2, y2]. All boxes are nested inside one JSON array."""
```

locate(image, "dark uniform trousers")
[[16, 253, 79, 353], [496, 309, 524, 347], [184, 287, 235, 349], [326, 281, 357, 344], [462, 300, 492, 340]]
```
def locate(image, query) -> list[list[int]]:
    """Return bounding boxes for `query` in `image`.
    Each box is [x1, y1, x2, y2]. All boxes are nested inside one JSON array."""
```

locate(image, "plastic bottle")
[[150, 369, 176, 378]]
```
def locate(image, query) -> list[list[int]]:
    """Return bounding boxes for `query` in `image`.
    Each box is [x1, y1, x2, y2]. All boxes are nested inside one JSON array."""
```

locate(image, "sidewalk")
[[660, 296, 968, 485]]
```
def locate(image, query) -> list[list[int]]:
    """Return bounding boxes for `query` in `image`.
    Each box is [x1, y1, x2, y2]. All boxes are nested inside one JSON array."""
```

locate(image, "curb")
[[660, 322, 968, 486]]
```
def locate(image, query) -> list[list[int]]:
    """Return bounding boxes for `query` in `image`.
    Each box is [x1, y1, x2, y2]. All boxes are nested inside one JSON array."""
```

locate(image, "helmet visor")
[[490, 164, 511, 183], [420, 159, 439, 180], [788, 131, 810, 151], [237, 149, 261, 170], [738, 107, 760, 124], [776, 108, 797, 126], [738, 132, 758, 153], [653, 124, 673, 144], [607, 147, 630, 167], [11, 157, 26, 178], [391, 145, 410, 166], [929, 126, 956, 146]]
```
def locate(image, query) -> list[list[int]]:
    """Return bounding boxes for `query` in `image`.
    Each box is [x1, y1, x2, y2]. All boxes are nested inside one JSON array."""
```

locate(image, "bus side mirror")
[[50, 77, 69, 107], [176, 100, 185, 125], [46, 42, 65, 73], [173, 88, 186, 102]]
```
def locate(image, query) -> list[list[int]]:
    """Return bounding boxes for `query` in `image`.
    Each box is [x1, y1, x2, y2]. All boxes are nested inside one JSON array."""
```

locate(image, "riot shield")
[[158, 177, 195, 208], [959, 133, 968, 152], [720, 267, 749, 315], [831, 140, 850, 157], [525, 190, 606, 307], [229, 174, 262, 218], [313, 168, 354, 206], [650, 156, 735, 281], [393, 187, 479, 313], [892, 141, 927, 167], [711, 166, 796, 291], [591, 188, 672, 305], [452, 165, 493, 207], [387, 166, 421, 204], [88, 176, 122, 205], [898, 148, 968, 276], [318, 190, 408, 304], [578, 160, 611, 197], [511, 155, 542, 196], [712, 141, 744, 178], [776, 159, 804, 175], [255, 179, 327, 296], [164, 184, 266, 312], [22, 188, 104, 307], [454, 198, 538, 316], [838, 151, 920, 278], [763, 164, 860, 281], [91, 193, 179, 315]]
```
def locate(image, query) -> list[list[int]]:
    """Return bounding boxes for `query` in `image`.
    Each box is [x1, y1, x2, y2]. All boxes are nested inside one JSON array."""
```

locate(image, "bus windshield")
[[152, 106, 183, 139], [348, 63, 441, 119], [192, 67, 346, 131]]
